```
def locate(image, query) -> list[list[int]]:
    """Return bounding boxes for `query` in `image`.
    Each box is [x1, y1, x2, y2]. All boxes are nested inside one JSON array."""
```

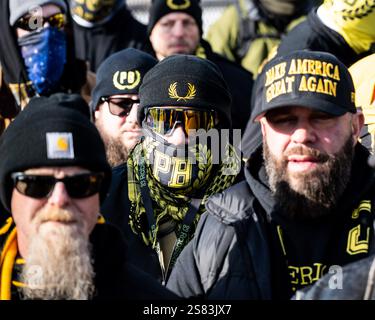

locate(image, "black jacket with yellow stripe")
[[0, 218, 177, 300]]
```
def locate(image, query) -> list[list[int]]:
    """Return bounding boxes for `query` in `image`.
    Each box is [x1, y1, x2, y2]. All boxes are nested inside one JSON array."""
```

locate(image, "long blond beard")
[[20, 207, 95, 300]]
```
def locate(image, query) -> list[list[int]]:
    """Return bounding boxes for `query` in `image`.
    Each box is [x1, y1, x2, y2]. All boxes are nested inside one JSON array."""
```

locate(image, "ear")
[[94, 103, 104, 121], [351, 111, 365, 145], [94, 110, 100, 121], [259, 117, 267, 137]]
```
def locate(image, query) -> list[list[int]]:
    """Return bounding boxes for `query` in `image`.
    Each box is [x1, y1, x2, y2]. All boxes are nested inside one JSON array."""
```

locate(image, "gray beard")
[[20, 208, 95, 300], [263, 137, 354, 220]]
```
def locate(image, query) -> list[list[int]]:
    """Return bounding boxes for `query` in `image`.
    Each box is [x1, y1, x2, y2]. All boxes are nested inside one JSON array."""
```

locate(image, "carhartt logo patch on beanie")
[[0, 93, 111, 212], [147, 0, 203, 35], [46, 132, 74, 159], [252, 50, 357, 121], [139, 55, 232, 127], [91, 48, 158, 110]]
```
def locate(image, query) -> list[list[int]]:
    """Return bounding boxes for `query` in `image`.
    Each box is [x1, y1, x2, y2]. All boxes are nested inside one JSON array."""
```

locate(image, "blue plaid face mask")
[[18, 26, 67, 95]]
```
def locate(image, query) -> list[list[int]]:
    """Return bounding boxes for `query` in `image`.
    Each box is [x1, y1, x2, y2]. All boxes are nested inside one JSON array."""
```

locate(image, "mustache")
[[283, 145, 330, 162], [35, 207, 78, 224], [168, 40, 189, 47]]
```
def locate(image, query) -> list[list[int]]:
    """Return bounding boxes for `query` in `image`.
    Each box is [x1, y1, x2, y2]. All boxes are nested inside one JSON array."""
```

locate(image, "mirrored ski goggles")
[[144, 107, 216, 136], [15, 13, 66, 31], [11, 172, 105, 199]]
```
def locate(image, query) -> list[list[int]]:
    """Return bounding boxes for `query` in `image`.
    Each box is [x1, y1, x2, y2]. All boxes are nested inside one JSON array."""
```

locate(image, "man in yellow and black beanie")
[[146, 0, 255, 132], [101, 55, 241, 285]]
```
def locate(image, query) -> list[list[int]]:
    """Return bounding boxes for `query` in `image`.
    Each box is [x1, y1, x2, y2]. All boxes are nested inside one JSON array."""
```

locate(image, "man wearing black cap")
[[101, 55, 241, 285], [92, 48, 157, 166], [167, 50, 375, 299], [0, 93, 177, 300], [146, 0, 254, 132]]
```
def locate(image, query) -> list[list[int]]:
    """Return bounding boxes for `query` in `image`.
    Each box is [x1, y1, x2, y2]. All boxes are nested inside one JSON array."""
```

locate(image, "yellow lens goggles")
[[144, 107, 216, 136]]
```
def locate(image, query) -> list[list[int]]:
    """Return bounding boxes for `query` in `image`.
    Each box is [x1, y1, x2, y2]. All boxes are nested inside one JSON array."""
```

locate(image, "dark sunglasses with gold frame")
[[14, 12, 66, 31]]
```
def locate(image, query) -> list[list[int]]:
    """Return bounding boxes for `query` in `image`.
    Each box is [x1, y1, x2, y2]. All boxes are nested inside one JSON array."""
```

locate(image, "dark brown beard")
[[263, 136, 355, 220], [95, 120, 128, 167], [105, 137, 128, 167]]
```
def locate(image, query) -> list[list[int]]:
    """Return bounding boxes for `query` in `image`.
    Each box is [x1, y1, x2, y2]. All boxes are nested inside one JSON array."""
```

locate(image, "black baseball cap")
[[252, 50, 357, 121]]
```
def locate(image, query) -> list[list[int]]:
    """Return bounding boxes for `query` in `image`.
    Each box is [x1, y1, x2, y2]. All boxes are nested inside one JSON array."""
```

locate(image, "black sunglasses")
[[14, 13, 66, 31], [100, 97, 140, 117], [11, 172, 105, 199]]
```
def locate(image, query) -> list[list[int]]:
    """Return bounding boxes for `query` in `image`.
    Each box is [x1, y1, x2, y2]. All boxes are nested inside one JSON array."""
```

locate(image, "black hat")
[[252, 50, 357, 121], [91, 48, 158, 111], [138, 54, 232, 127], [69, 0, 124, 27], [147, 0, 203, 35], [0, 93, 111, 212]]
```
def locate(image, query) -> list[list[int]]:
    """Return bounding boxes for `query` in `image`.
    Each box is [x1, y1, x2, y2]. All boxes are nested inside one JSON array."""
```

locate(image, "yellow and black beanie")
[[147, 0, 203, 35], [91, 48, 158, 111], [138, 54, 232, 128], [0, 93, 111, 212]]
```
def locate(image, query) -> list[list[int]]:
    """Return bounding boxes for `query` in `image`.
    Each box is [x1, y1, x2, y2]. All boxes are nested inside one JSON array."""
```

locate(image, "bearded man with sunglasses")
[[167, 51, 375, 300], [0, 93, 177, 300], [101, 55, 241, 285], [92, 48, 157, 167]]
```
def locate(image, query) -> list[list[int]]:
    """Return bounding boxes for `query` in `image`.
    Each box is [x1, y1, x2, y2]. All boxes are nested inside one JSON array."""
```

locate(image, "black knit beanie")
[[91, 48, 158, 111], [147, 0, 203, 35], [138, 54, 232, 128], [0, 93, 111, 212]]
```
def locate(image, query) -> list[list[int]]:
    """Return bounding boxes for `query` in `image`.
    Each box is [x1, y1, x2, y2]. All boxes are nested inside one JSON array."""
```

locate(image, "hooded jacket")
[[0, 0, 87, 113], [276, 9, 369, 68], [72, 5, 150, 72], [167, 143, 375, 299]]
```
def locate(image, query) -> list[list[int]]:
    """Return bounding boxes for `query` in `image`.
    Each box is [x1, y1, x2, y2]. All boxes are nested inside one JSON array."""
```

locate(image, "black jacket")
[[167, 144, 375, 299], [277, 9, 368, 67], [73, 6, 150, 72], [202, 40, 254, 132], [90, 223, 177, 299], [100, 164, 164, 283], [294, 254, 375, 300]]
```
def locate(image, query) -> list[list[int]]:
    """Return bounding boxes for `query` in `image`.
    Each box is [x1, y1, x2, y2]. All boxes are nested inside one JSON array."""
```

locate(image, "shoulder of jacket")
[[112, 163, 127, 175], [204, 180, 255, 224]]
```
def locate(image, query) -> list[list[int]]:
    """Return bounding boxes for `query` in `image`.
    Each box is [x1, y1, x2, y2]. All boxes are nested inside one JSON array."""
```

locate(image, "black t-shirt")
[[269, 210, 373, 299]]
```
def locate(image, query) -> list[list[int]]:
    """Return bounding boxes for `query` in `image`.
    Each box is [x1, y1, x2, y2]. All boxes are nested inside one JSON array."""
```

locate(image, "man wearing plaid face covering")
[[0, 93, 177, 300], [101, 55, 241, 285]]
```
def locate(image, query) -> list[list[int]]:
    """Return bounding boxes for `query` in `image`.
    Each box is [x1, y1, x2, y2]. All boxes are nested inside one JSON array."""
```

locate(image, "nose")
[[165, 125, 186, 145], [125, 104, 140, 126], [290, 124, 316, 144], [47, 182, 70, 207], [171, 21, 185, 37]]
